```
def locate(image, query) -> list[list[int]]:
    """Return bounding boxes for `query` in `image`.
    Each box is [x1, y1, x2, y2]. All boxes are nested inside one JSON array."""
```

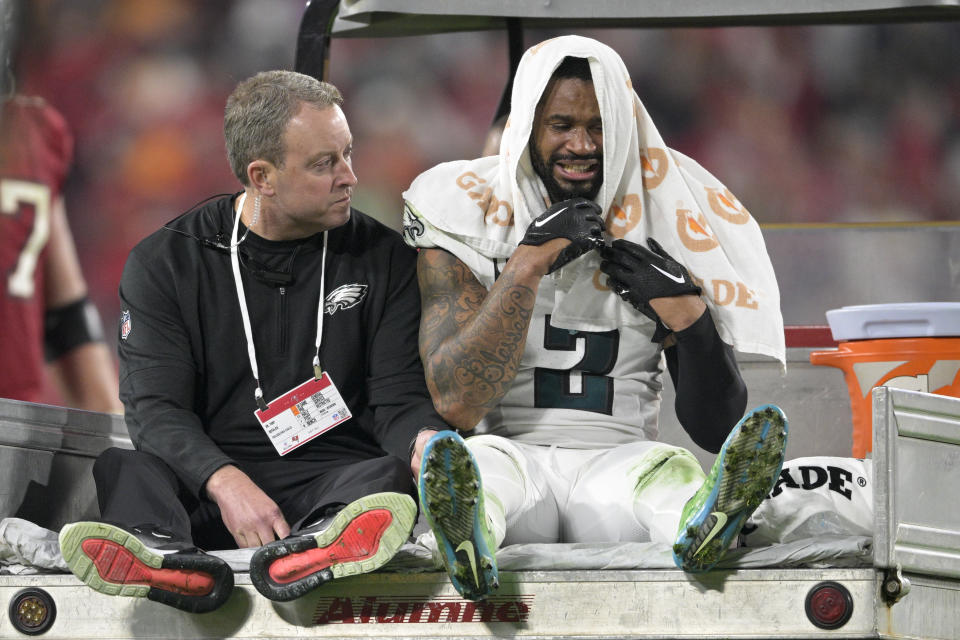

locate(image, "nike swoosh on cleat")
[[456, 540, 480, 587], [651, 263, 686, 284], [693, 512, 728, 556], [534, 206, 568, 227]]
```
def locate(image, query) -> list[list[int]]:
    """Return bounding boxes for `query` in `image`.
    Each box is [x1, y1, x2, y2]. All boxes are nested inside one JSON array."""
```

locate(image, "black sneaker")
[[58, 522, 234, 613], [249, 492, 416, 601]]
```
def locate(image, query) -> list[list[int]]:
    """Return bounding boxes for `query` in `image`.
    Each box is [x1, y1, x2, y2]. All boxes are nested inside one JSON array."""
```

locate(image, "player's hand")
[[205, 465, 290, 548], [519, 198, 604, 273], [410, 428, 440, 477], [600, 238, 702, 339]]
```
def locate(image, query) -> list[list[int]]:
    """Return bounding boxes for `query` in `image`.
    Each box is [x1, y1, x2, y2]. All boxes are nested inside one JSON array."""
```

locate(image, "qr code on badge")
[[297, 400, 317, 426]]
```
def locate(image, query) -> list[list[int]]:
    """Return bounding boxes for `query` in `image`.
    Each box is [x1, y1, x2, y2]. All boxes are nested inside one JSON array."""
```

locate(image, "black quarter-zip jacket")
[[118, 194, 445, 497]]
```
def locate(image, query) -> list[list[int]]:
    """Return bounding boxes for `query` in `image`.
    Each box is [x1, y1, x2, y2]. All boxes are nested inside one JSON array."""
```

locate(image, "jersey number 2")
[[1, 179, 52, 298], [533, 315, 619, 415]]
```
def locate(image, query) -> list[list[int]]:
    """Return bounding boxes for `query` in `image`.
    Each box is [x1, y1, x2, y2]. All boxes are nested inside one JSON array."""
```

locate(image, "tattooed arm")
[[416, 241, 567, 430]]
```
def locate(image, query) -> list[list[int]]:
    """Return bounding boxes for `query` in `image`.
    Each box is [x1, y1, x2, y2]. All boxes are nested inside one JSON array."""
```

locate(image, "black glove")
[[519, 197, 604, 274], [600, 238, 702, 341]]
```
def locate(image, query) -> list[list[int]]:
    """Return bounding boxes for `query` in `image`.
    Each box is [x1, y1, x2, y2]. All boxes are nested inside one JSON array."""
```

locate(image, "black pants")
[[93, 448, 416, 550]]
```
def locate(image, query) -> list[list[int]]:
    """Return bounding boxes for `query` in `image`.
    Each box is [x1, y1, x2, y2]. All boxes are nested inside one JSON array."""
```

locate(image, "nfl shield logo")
[[120, 310, 132, 341]]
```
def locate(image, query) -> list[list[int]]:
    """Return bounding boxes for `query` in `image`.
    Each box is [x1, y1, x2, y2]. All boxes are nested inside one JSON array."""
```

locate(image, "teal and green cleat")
[[672, 404, 788, 572], [419, 431, 499, 601]]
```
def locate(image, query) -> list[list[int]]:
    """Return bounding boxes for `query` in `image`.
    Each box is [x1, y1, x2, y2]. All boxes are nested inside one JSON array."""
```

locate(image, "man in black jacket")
[[59, 70, 445, 613]]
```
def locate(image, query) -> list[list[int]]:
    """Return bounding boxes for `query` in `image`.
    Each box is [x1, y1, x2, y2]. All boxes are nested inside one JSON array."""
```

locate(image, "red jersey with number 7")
[[0, 96, 73, 402]]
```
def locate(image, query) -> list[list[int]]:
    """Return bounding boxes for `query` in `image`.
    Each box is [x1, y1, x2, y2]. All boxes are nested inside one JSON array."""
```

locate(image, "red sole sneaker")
[[59, 522, 234, 613], [250, 492, 416, 601]]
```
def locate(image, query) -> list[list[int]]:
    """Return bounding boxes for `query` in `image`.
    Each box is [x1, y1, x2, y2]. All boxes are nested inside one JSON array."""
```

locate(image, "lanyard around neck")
[[230, 192, 328, 410]]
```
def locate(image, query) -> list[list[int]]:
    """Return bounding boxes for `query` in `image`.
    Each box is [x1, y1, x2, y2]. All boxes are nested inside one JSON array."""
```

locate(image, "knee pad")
[[629, 444, 703, 497], [563, 443, 701, 543]]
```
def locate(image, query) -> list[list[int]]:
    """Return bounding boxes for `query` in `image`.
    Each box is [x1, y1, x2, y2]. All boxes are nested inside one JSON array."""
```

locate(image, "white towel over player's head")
[[403, 35, 784, 362]]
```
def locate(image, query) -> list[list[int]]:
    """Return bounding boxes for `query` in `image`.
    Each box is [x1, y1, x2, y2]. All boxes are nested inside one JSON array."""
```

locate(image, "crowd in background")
[[15, 0, 960, 347]]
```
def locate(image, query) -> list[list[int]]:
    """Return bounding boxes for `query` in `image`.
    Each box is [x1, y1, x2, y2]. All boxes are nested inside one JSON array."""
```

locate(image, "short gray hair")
[[224, 70, 343, 184]]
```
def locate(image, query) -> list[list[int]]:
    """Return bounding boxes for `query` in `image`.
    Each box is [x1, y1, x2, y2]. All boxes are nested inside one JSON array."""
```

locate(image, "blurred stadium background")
[[13, 0, 960, 350]]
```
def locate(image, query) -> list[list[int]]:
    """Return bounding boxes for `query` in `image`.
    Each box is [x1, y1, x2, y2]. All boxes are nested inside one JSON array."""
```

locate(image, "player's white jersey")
[[476, 275, 665, 448]]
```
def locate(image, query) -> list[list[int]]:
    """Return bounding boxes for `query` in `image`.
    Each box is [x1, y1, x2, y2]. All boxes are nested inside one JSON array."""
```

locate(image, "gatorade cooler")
[[810, 303, 960, 458]]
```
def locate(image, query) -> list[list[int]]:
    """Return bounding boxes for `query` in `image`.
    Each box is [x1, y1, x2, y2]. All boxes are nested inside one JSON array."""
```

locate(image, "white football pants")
[[416, 441, 875, 555], [465, 434, 706, 547]]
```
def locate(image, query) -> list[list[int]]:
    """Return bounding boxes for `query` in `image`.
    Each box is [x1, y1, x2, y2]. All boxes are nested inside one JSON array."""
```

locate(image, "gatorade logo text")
[[456, 171, 513, 227], [770, 465, 865, 500], [312, 595, 533, 625]]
